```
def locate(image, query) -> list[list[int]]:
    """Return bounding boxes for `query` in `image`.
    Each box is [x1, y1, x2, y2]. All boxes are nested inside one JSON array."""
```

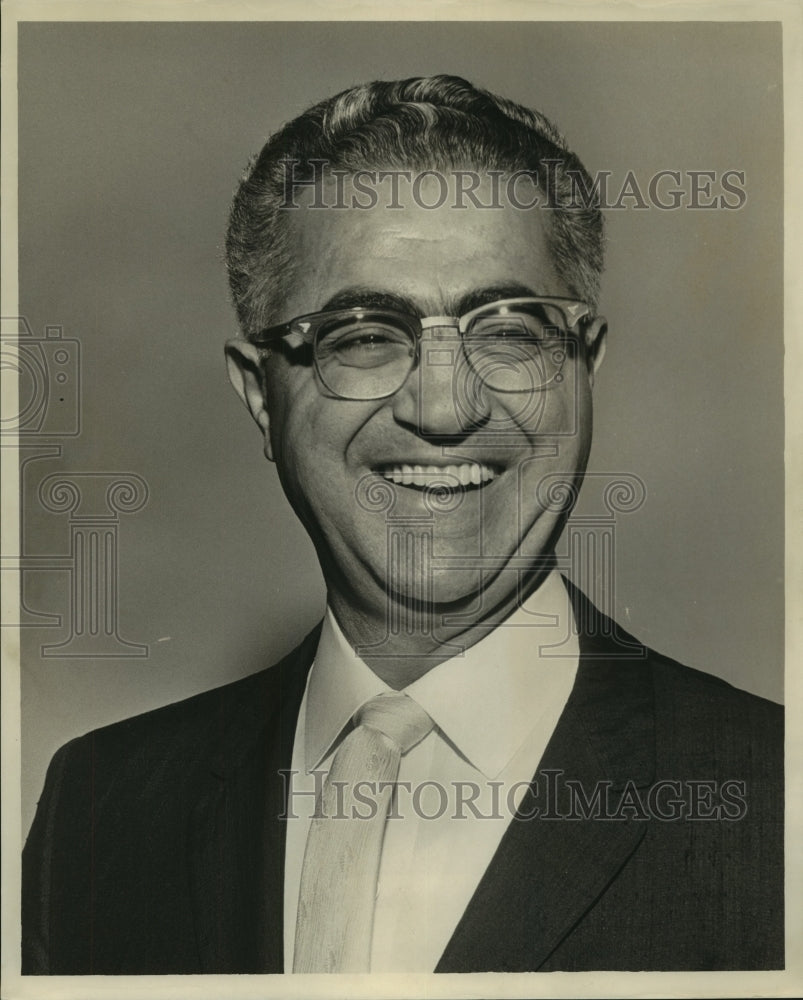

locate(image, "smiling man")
[[22, 76, 783, 975], [227, 167, 605, 686]]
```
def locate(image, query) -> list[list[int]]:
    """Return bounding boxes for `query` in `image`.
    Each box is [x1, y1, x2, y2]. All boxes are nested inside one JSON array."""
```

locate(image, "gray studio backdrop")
[[17, 21, 783, 834]]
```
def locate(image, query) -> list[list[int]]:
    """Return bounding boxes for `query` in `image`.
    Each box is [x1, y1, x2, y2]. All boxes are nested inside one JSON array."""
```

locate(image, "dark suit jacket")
[[22, 584, 784, 973]]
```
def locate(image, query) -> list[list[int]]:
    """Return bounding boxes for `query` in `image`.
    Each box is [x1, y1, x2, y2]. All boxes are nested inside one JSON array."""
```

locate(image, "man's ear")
[[224, 339, 274, 461], [583, 316, 608, 386]]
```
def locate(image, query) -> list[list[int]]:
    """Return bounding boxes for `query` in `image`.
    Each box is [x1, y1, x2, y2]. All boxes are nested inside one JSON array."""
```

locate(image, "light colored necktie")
[[293, 691, 434, 973]]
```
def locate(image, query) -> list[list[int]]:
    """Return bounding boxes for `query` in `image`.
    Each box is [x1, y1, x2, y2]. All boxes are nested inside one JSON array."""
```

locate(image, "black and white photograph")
[[1, 4, 800, 997]]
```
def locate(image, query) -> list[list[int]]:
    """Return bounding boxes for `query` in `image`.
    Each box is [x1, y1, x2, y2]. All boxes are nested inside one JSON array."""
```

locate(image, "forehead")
[[279, 172, 566, 320]]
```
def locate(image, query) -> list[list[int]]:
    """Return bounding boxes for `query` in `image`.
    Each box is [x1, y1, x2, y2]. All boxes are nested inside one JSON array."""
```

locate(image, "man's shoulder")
[[638, 639, 783, 777], [566, 578, 782, 776], [645, 640, 780, 704], [51, 623, 321, 786], [566, 578, 782, 732], [645, 643, 782, 727]]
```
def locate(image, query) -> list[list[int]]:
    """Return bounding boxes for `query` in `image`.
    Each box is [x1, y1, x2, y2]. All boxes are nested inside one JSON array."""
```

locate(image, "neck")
[[327, 562, 556, 688]]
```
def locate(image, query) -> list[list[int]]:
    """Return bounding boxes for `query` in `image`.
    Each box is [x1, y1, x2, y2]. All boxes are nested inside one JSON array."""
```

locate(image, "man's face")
[[228, 174, 606, 626]]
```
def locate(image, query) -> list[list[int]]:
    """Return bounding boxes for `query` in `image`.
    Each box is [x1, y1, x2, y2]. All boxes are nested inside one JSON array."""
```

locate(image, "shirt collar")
[[304, 610, 389, 771], [305, 571, 578, 778]]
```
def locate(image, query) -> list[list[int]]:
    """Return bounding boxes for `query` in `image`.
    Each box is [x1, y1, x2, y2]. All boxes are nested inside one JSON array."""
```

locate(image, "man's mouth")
[[376, 462, 499, 489]]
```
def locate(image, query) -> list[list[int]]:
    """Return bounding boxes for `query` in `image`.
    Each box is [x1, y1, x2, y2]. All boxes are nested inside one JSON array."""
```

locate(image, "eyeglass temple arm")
[[251, 323, 307, 350]]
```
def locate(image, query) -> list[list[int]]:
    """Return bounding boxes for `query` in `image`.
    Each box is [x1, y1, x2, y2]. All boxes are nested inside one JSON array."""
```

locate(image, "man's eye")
[[468, 313, 566, 343], [317, 324, 412, 368], [478, 323, 532, 340], [469, 318, 543, 341], [320, 324, 407, 350], [336, 330, 399, 351]]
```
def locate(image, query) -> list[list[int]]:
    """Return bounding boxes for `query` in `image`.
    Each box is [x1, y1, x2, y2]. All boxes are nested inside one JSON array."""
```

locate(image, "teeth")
[[379, 463, 498, 487]]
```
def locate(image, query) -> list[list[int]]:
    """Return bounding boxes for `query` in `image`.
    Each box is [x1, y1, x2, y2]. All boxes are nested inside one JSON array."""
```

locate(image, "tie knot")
[[353, 692, 434, 754]]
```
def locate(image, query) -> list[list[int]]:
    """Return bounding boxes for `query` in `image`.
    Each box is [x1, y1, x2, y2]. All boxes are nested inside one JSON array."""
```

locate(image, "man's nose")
[[391, 331, 492, 438]]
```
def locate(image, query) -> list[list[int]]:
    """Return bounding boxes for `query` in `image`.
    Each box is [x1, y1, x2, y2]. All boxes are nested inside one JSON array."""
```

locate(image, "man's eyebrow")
[[453, 284, 541, 314], [320, 284, 543, 317], [320, 288, 417, 313]]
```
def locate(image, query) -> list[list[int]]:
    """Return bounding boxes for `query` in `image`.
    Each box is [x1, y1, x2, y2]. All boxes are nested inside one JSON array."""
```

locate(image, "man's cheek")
[[514, 443, 586, 523]]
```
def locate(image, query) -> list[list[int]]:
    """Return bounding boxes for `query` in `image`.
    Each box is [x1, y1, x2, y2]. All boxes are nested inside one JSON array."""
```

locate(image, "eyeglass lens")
[[314, 305, 574, 400]]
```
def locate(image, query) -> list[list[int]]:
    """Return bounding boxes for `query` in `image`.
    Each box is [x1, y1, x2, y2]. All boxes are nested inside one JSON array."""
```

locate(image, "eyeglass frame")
[[250, 296, 595, 401]]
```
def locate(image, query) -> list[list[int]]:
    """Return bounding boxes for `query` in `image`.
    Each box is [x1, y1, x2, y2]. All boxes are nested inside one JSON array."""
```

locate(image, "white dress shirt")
[[283, 570, 579, 973]]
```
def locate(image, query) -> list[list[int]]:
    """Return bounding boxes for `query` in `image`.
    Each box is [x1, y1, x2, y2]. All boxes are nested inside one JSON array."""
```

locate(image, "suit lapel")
[[185, 587, 653, 972], [437, 588, 655, 972], [188, 627, 320, 973]]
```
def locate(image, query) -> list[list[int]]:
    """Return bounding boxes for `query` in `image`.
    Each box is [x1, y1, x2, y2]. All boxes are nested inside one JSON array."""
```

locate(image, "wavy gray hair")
[[226, 75, 604, 338]]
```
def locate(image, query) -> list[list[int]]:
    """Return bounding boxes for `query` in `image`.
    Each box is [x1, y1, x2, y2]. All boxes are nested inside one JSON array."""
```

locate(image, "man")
[[22, 75, 783, 974]]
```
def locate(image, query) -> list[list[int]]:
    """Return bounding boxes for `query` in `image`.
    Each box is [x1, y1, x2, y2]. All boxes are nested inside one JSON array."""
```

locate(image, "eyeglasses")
[[252, 296, 593, 401]]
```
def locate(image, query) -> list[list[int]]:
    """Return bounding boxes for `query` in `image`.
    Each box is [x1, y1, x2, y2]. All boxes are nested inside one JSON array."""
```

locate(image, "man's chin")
[[381, 566, 500, 615]]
